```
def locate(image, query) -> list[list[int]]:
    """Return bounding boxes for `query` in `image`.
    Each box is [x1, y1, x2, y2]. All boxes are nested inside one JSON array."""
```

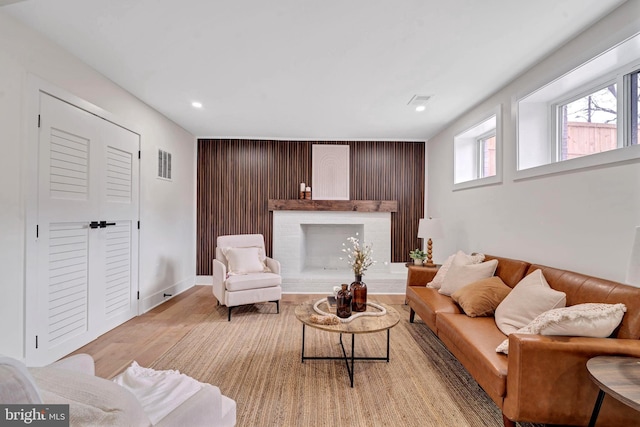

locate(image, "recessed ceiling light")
[[191, 101, 203, 108], [408, 94, 432, 112]]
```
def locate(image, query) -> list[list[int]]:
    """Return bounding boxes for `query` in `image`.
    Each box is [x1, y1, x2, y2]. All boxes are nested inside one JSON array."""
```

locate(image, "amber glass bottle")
[[336, 284, 352, 318], [350, 275, 367, 312]]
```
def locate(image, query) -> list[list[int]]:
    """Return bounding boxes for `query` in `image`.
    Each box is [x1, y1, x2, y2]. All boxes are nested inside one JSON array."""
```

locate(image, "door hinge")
[[37, 114, 41, 128], [36, 224, 39, 238], [137, 291, 140, 300], [35, 335, 38, 349], [137, 221, 140, 230], [138, 150, 141, 159]]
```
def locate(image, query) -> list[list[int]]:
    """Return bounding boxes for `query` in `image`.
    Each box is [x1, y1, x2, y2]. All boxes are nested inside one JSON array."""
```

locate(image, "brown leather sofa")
[[405, 255, 640, 427]]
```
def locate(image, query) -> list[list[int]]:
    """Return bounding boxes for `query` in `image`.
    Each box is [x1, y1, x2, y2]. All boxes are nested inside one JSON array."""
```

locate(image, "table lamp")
[[418, 218, 444, 268]]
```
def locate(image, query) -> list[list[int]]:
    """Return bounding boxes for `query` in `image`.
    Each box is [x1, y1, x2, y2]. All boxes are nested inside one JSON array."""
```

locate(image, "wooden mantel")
[[267, 199, 398, 212]]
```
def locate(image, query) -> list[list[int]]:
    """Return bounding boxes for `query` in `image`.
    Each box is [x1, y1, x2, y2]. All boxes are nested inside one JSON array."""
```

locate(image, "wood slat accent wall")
[[197, 139, 425, 275]]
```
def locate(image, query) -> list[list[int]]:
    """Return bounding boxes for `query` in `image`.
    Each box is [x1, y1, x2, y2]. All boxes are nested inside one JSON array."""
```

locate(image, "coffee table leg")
[[386, 329, 390, 362], [588, 390, 605, 427], [350, 334, 355, 387], [301, 324, 306, 363]]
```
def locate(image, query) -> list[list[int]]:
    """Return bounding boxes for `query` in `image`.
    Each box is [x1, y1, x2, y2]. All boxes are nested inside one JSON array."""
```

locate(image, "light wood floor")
[[69, 286, 404, 379]]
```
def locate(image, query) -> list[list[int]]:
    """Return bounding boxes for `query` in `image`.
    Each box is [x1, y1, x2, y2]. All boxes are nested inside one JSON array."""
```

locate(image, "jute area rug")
[[150, 301, 540, 427]]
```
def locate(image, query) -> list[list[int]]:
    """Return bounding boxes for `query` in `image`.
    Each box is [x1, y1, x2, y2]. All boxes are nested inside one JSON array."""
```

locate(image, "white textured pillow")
[[30, 367, 151, 427], [494, 269, 566, 336], [223, 247, 269, 275], [428, 251, 485, 289], [496, 303, 627, 354], [438, 259, 498, 296]]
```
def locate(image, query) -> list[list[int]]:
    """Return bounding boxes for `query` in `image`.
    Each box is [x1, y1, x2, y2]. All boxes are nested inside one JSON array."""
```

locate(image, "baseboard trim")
[[141, 276, 195, 313]]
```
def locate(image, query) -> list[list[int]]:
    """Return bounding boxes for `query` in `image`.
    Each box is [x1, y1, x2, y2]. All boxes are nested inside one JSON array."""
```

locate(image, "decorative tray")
[[312, 298, 387, 323]]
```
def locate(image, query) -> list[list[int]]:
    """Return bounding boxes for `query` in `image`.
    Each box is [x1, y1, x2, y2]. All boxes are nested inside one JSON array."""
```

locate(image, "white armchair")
[[212, 234, 282, 321]]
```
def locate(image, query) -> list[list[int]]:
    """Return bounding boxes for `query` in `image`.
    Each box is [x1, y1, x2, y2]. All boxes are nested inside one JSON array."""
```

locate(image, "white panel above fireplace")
[[312, 145, 349, 200]]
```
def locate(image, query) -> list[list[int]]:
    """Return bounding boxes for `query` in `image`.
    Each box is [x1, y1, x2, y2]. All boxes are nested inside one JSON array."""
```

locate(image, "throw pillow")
[[223, 247, 269, 275], [438, 258, 498, 296], [30, 367, 152, 427], [428, 251, 485, 289], [494, 269, 566, 336], [496, 303, 627, 354], [451, 276, 512, 317]]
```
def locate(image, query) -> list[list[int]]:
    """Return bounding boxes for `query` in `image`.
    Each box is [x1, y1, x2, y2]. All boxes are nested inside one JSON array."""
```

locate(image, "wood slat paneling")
[[197, 140, 424, 274]]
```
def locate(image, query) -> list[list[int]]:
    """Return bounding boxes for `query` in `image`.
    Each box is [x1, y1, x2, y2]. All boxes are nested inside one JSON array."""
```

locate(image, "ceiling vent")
[[407, 95, 432, 107]]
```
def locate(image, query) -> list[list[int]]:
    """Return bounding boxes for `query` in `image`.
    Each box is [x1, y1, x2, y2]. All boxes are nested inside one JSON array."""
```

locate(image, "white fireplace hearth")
[[272, 211, 405, 293]]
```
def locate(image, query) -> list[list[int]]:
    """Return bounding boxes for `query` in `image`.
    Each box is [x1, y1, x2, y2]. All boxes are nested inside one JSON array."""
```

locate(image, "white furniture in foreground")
[[0, 354, 236, 427], [212, 234, 282, 321]]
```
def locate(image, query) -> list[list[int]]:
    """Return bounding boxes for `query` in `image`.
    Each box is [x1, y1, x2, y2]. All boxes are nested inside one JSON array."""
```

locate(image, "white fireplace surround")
[[272, 211, 405, 293]]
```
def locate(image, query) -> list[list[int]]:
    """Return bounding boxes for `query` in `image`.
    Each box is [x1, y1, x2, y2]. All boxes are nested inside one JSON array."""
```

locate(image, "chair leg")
[[228, 306, 232, 321], [270, 300, 280, 314]]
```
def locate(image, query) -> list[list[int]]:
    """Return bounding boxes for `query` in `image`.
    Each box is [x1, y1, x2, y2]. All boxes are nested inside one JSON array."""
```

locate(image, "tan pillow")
[[427, 251, 485, 289], [223, 247, 269, 275], [438, 259, 498, 296], [451, 277, 512, 317], [494, 269, 566, 336]]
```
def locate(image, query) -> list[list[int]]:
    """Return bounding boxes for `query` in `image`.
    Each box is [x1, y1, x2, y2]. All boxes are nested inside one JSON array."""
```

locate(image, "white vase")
[[413, 259, 423, 266]]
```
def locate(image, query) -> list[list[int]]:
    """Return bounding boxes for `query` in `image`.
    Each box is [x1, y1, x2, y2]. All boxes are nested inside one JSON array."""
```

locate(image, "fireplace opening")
[[301, 224, 364, 274]]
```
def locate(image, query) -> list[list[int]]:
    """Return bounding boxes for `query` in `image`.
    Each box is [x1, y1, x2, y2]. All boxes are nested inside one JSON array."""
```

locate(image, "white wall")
[[426, 0, 640, 283], [0, 11, 197, 360]]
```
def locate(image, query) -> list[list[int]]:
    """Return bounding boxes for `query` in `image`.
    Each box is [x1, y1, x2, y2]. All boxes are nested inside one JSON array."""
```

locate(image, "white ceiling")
[[2, 0, 627, 140]]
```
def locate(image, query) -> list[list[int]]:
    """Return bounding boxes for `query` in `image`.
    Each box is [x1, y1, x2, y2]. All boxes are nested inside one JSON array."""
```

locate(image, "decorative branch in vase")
[[340, 233, 375, 312]]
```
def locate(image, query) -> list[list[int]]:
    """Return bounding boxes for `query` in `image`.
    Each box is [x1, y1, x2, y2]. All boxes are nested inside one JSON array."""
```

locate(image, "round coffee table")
[[294, 299, 400, 387]]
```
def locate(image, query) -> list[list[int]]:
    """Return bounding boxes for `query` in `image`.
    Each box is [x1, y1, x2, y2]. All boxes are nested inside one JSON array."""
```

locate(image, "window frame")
[[453, 105, 502, 191], [515, 32, 640, 182], [551, 77, 620, 162]]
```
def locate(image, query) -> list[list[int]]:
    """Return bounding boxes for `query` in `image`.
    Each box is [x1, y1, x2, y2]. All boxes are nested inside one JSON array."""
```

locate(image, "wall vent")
[[157, 149, 172, 180]]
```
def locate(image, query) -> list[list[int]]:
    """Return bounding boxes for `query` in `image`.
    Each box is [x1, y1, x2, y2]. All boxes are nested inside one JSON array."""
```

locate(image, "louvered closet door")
[[96, 118, 139, 333], [32, 93, 139, 365]]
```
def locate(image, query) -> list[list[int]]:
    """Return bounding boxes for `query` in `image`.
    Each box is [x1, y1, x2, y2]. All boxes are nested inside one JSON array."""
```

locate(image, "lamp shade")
[[418, 218, 443, 239]]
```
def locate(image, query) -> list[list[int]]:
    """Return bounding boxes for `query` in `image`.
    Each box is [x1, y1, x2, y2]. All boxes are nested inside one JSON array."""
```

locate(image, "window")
[[557, 83, 618, 161], [454, 107, 501, 190], [477, 132, 497, 177], [517, 32, 640, 178]]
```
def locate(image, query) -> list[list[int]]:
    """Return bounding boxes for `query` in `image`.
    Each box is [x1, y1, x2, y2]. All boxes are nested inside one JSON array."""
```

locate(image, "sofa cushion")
[[496, 302, 627, 354], [451, 277, 512, 317], [528, 263, 640, 340], [225, 272, 281, 291], [428, 251, 485, 289], [436, 313, 509, 405], [30, 366, 151, 427], [439, 259, 498, 296], [494, 269, 566, 335], [406, 286, 461, 331]]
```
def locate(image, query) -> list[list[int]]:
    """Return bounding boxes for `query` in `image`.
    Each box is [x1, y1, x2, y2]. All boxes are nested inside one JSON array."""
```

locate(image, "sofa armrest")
[[406, 265, 438, 288], [48, 354, 95, 376], [265, 257, 281, 275], [503, 333, 640, 424], [212, 259, 227, 304]]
